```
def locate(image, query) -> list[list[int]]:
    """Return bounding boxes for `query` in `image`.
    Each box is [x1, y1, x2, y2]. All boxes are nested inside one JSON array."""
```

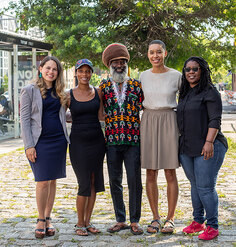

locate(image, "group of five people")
[[20, 40, 228, 241]]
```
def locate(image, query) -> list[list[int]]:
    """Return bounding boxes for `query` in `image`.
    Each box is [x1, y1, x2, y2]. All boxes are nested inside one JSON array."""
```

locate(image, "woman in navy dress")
[[20, 56, 69, 238], [69, 59, 105, 236]]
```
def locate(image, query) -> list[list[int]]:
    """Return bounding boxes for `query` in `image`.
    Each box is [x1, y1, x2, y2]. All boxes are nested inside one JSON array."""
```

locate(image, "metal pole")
[[13, 44, 19, 138], [32, 48, 37, 79], [8, 51, 12, 109]]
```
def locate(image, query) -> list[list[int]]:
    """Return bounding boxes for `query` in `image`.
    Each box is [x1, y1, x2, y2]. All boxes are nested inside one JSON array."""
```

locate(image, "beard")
[[110, 64, 128, 83]]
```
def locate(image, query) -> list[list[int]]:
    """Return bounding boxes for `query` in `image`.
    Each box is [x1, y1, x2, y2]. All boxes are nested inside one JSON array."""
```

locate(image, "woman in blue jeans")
[[177, 57, 228, 240]]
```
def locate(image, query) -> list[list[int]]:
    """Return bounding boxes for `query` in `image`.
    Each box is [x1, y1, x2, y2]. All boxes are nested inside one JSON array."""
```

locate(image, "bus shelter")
[[0, 32, 52, 140]]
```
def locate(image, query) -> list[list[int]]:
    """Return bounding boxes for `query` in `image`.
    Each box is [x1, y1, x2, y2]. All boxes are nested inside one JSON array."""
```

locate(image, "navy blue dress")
[[30, 88, 67, 181], [69, 88, 105, 196]]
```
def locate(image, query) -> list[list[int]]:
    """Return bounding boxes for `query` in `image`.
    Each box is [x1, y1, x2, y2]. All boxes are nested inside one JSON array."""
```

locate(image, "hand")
[[201, 142, 214, 160], [26, 147, 37, 163]]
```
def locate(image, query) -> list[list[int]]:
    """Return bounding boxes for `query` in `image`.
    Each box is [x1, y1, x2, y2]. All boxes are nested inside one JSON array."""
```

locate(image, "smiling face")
[[184, 60, 201, 88], [148, 44, 167, 68], [110, 59, 128, 83], [76, 65, 92, 85], [110, 59, 127, 74], [39, 60, 58, 87]]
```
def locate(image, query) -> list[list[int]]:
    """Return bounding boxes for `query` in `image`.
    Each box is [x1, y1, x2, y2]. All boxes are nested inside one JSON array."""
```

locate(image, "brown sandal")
[[46, 217, 55, 236], [161, 219, 175, 234], [107, 223, 130, 233], [74, 225, 88, 236], [35, 219, 46, 239], [147, 219, 162, 233], [130, 223, 143, 235], [86, 223, 100, 234]]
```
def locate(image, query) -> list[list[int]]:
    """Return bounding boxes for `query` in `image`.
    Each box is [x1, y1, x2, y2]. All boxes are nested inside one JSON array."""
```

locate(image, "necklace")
[[112, 80, 128, 108]]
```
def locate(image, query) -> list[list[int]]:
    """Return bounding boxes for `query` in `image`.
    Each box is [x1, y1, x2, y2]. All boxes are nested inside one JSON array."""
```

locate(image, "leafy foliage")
[[5, 0, 236, 71]]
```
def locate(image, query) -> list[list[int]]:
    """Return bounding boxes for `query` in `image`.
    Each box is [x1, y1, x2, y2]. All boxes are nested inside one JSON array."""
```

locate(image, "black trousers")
[[106, 145, 142, 223]]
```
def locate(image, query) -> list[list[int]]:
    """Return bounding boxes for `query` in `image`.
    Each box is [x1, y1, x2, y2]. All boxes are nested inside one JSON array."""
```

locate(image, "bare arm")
[[65, 90, 72, 123], [201, 127, 218, 160], [97, 87, 105, 121]]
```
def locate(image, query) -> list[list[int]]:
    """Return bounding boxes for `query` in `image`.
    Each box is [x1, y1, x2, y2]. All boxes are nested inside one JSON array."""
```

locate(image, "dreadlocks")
[[179, 57, 214, 99]]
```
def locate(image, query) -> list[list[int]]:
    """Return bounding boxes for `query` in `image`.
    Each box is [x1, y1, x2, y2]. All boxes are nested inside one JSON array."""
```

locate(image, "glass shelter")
[[0, 32, 52, 140]]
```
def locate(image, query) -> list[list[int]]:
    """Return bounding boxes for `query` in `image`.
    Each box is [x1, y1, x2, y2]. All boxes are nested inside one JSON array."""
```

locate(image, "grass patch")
[[9, 238, 16, 242], [217, 191, 226, 198], [227, 137, 236, 154], [1, 218, 11, 224], [61, 218, 68, 223], [71, 238, 78, 243], [29, 215, 38, 218], [15, 215, 27, 219]]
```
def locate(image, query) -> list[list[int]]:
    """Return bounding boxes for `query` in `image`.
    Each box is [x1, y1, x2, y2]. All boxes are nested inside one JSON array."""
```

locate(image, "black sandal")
[[35, 219, 46, 239], [147, 219, 162, 233], [46, 217, 55, 236], [161, 219, 175, 234]]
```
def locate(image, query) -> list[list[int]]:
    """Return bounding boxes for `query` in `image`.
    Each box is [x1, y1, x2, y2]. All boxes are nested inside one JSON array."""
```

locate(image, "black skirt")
[[69, 123, 105, 196]]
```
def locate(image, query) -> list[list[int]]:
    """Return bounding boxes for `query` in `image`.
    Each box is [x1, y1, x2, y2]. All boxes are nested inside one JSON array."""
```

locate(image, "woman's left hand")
[[201, 142, 214, 160]]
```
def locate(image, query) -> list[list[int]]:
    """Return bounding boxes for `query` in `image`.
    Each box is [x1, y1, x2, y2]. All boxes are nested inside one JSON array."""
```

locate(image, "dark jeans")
[[106, 145, 142, 223], [179, 140, 227, 229]]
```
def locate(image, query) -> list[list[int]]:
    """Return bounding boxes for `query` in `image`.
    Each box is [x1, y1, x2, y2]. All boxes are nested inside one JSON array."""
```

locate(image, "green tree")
[[6, 0, 236, 71], [2, 75, 8, 91]]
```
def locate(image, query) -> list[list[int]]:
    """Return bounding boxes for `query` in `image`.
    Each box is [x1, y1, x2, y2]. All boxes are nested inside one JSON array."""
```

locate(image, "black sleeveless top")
[[69, 87, 100, 128]]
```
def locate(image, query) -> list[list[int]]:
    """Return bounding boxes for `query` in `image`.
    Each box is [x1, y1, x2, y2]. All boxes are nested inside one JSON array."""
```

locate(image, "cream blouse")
[[140, 68, 182, 110]]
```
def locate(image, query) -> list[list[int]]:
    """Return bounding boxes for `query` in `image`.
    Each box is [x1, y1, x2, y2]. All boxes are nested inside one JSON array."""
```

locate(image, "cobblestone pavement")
[[0, 144, 235, 247]]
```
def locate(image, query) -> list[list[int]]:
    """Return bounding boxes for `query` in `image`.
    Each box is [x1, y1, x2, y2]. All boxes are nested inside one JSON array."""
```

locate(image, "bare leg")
[[146, 169, 161, 233], [45, 180, 57, 230], [35, 181, 49, 233], [146, 169, 160, 219], [84, 173, 100, 233], [85, 173, 96, 226], [164, 169, 178, 221], [76, 195, 87, 227]]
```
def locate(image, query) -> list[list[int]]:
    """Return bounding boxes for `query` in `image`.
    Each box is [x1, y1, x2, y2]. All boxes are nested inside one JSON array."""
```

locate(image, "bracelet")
[[206, 140, 213, 143]]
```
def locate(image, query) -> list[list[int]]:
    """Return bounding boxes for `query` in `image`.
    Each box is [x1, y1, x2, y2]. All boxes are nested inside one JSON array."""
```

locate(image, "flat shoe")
[[161, 219, 175, 234], [147, 219, 162, 234], [74, 225, 88, 236], [107, 223, 130, 233], [86, 223, 100, 234], [130, 223, 143, 235]]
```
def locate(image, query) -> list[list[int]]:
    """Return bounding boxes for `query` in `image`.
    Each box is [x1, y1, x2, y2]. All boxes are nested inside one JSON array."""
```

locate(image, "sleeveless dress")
[[30, 88, 67, 181], [69, 88, 105, 196]]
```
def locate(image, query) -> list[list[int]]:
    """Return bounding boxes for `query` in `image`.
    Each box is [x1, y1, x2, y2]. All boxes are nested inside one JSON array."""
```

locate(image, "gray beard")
[[110, 65, 128, 83]]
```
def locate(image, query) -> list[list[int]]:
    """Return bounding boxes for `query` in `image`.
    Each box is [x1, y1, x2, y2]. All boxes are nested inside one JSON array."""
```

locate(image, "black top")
[[177, 85, 228, 157], [69, 88, 100, 126]]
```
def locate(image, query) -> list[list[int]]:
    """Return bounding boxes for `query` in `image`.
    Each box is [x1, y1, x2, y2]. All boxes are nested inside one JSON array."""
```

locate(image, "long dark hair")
[[179, 56, 214, 99]]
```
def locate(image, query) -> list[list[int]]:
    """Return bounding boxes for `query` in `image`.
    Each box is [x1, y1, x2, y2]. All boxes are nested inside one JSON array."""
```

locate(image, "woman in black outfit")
[[177, 57, 228, 240], [69, 59, 105, 236]]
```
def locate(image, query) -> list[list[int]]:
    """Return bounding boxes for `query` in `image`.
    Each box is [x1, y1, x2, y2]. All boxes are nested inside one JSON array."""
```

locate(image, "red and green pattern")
[[99, 78, 143, 146]]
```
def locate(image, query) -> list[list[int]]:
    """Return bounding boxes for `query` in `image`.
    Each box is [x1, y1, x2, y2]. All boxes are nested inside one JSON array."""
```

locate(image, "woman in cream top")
[[141, 68, 181, 109], [140, 40, 181, 234]]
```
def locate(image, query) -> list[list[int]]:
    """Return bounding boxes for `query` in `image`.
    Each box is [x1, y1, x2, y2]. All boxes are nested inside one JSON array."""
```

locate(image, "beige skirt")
[[140, 109, 179, 170]]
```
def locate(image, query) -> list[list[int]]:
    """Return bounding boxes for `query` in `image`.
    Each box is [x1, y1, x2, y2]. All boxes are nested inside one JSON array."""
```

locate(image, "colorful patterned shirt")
[[99, 78, 143, 146]]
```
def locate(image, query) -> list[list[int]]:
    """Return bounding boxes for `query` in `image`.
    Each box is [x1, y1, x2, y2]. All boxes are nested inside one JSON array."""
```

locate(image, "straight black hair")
[[148, 40, 166, 50]]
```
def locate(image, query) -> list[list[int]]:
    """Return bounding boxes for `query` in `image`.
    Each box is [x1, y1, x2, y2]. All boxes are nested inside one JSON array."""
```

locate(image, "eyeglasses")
[[184, 67, 200, 73]]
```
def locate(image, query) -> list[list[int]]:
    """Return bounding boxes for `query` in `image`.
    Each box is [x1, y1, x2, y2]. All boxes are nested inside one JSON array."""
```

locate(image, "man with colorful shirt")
[[99, 43, 143, 235]]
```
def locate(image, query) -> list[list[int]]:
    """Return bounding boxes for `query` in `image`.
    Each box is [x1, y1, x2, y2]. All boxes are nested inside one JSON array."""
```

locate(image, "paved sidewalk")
[[0, 138, 23, 154], [0, 147, 236, 246], [0, 115, 236, 246]]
